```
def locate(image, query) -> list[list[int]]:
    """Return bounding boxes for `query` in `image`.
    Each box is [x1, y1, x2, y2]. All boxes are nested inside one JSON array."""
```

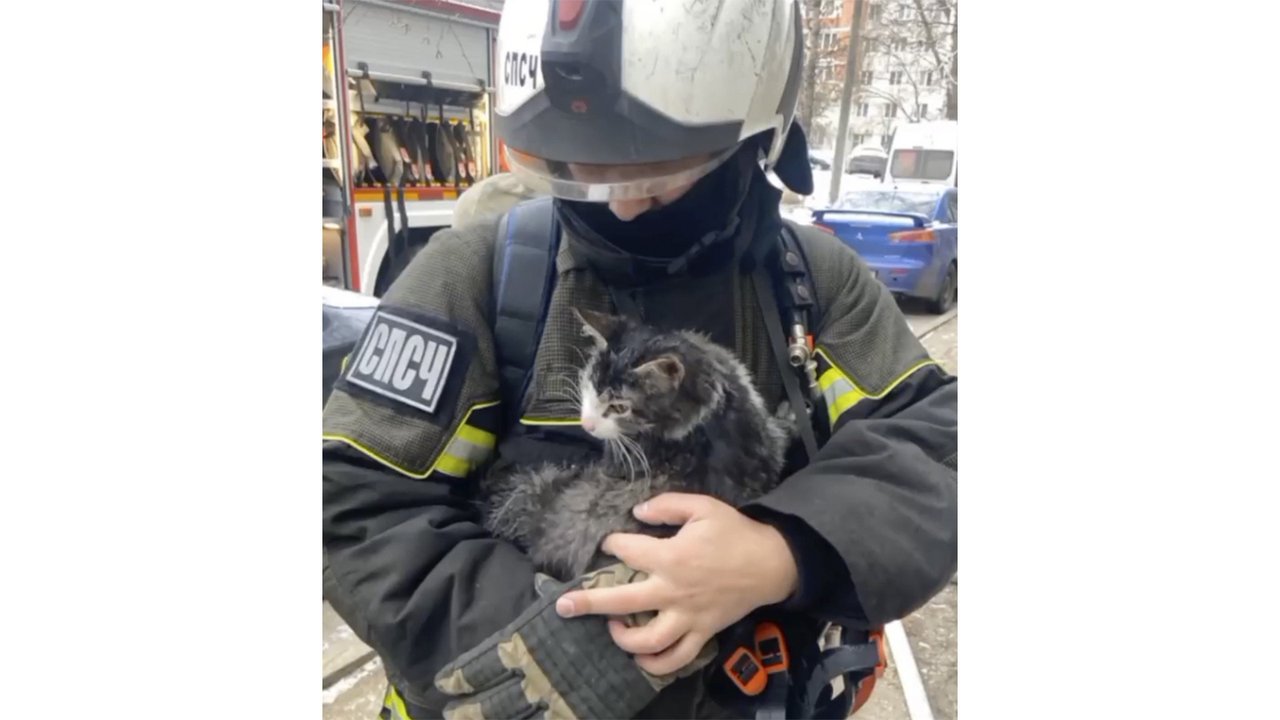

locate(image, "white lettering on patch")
[[345, 311, 458, 414]]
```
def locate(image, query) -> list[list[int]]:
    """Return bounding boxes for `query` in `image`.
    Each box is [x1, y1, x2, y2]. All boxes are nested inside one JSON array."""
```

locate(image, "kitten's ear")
[[572, 308, 619, 350], [634, 354, 685, 390]]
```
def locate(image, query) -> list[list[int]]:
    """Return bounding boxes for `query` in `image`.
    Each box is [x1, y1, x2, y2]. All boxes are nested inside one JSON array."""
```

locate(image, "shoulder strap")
[[492, 197, 561, 427], [753, 222, 827, 462], [753, 268, 821, 462], [776, 222, 823, 332]]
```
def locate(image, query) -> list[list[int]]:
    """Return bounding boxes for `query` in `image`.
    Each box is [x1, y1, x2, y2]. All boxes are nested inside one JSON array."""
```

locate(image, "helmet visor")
[[504, 144, 738, 202]]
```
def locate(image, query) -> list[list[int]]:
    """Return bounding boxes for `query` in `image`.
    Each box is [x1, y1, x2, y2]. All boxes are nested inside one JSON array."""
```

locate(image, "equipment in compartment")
[[323, 0, 502, 293], [346, 69, 487, 189], [453, 119, 476, 185]]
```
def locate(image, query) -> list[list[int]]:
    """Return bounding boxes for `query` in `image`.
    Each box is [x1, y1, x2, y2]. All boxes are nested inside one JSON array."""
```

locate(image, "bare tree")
[[858, 0, 957, 122], [797, 0, 850, 145]]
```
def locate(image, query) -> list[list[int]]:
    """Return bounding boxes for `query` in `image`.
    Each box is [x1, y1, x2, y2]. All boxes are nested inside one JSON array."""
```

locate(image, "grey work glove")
[[434, 562, 716, 720]]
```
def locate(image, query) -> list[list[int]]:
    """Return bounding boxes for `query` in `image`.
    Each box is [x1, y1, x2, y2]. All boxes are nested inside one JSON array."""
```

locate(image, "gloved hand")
[[434, 562, 716, 719]]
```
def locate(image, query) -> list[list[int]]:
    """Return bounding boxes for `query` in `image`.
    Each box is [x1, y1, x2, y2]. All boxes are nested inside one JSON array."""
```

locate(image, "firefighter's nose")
[[608, 197, 654, 221]]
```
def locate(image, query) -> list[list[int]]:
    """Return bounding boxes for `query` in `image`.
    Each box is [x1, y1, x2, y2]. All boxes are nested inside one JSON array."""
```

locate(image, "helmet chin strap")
[[663, 182, 749, 276]]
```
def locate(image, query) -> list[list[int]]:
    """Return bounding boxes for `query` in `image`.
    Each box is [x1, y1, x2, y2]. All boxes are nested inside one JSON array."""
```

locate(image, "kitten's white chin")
[[585, 421, 622, 441]]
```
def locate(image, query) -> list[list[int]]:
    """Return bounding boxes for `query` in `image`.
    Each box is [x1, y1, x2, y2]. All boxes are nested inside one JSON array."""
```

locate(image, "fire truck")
[[322, 0, 504, 296]]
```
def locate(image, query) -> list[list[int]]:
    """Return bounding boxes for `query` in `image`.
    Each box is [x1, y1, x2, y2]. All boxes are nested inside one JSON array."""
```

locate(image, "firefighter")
[[322, 1, 957, 717]]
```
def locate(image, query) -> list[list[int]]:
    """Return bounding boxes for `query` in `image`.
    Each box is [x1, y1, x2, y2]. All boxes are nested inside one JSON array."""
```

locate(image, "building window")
[[889, 71, 904, 84], [869, 4, 883, 22], [857, 103, 870, 117], [922, 70, 934, 86], [860, 70, 874, 83], [884, 102, 897, 118], [918, 103, 929, 118]]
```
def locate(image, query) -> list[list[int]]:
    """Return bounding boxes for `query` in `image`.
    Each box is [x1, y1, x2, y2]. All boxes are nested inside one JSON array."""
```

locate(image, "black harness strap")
[[752, 267, 820, 462], [607, 286, 643, 321], [777, 225, 822, 331], [802, 643, 883, 719]]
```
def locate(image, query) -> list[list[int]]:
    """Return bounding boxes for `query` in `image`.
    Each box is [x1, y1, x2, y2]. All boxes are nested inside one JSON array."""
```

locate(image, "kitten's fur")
[[479, 309, 794, 580]]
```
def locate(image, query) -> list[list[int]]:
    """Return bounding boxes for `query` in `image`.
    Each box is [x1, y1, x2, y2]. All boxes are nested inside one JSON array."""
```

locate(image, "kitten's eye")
[[605, 401, 630, 417]]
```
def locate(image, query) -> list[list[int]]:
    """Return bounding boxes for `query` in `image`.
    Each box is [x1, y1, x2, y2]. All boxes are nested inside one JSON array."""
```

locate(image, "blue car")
[[811, 184, 958, 313]]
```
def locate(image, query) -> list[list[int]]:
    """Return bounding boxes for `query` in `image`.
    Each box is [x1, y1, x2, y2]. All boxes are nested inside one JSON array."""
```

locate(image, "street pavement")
[[322, 304, 959, 720]]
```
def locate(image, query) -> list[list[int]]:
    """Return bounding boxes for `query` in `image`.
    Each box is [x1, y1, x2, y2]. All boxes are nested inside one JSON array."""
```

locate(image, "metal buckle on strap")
[[753, 622, 791, 720], [755, 621, 790, 675], [723, 645, 768, 696]]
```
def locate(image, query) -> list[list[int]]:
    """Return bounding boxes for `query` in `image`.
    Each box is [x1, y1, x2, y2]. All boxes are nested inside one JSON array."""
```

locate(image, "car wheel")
[[928, 263, 957, 314]]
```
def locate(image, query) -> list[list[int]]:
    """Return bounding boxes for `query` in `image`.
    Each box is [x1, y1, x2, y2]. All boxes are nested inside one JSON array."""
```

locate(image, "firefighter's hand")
[[435, 563, 711, 720], [555, 492, 799, 676]]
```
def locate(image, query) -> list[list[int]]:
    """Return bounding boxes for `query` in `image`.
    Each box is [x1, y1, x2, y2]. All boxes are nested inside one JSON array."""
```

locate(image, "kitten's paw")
[[771, 399, 805, 443], [774, 400, 796, 423]]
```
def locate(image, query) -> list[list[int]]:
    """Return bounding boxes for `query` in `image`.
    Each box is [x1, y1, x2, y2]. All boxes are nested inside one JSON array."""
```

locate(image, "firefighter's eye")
[[605, 401, 630, 416]]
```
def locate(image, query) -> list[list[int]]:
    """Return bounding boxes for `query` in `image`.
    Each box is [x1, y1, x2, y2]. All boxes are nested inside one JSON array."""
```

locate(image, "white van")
[[884, 120, 957, 186]]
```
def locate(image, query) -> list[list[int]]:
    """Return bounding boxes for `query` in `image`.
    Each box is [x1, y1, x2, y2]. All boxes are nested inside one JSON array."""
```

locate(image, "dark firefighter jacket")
[[321, 171, 958, 718]]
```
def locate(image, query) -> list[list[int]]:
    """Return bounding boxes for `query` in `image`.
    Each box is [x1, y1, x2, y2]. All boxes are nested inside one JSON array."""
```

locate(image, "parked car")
[[811, 184, 957, 313], [845, 144, 888, 177]]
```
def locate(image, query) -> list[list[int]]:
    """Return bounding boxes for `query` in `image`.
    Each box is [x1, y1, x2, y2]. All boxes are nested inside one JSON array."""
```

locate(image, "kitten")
[[479, 309, 794, 581]]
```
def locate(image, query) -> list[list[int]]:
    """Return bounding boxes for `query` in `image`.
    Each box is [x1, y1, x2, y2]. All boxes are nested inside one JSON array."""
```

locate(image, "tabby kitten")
[[480, 309, 794, 580]]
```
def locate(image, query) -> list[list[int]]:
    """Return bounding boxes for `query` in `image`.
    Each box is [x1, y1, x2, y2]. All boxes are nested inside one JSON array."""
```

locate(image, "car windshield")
[[890, 149, 954, 181], [836, 189, 942, 216]]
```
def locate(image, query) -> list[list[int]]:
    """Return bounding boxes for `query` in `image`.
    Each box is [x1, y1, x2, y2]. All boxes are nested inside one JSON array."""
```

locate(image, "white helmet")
[[495, 0, 804, 202]]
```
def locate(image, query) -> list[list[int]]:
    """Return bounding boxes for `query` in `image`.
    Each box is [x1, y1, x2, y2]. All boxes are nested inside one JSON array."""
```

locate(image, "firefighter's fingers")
[[599, 532, 669, 574], [635, 631, 711, 677], [608, 612, 690, 656], [557, 576, 667, 619], [631, 492, 723, 527]]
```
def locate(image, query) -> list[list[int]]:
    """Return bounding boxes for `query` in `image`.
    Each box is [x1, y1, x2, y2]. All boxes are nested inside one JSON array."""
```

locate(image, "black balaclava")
[[554, 141, 762, 283]]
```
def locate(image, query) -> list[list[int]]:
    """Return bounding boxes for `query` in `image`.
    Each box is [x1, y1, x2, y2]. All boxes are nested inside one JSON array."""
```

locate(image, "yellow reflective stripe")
[[322, 400, 500, 479], [433, 421, 499, 478], [519, 417, 581, 426], [432, 451, 473, 478], [814, 348, 938, 426], [455, 423, 496, 449], [340, 354, 350, 373], [383, 685, 413, 720], [819, 367, 865, 427]]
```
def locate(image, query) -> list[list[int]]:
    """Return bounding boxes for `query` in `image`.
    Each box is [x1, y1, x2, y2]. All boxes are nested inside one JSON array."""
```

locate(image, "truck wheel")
[[928, 262, 957, 314]]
